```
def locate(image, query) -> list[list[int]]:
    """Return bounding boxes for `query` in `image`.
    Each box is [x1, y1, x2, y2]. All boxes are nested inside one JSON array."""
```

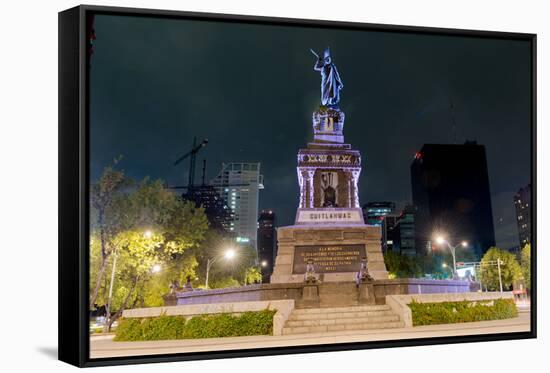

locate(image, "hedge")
[[409, 299, 517, 326], [114, 309, 277, 341]]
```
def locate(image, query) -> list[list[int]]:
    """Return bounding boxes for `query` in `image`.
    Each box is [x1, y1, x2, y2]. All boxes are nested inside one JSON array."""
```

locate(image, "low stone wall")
[[386, 292, 515, 327], [170, 279, 472, 308], [122, 300, 295, 336], [166, 283, 305, 306]]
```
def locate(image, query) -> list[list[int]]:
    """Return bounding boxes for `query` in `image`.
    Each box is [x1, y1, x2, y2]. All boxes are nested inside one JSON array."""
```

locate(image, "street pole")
[[103, 249, 118, 332], [449, 243, 457, 278], [497, 258, 503, 293], [205, 257, 213, 289]]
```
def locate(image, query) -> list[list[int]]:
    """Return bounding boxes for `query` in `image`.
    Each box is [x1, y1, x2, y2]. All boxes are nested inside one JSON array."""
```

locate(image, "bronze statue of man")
[[312, 47, 344, 107]]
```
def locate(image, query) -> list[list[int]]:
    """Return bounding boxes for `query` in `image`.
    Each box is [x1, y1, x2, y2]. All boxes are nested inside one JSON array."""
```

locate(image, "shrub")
[[114, 309, 276, 341], [409, 299, 517, 326], [114, 318, 144, 341]]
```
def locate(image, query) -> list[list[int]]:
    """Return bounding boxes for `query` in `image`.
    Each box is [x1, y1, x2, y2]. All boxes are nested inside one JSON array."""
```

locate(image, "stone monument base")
[[270, 224, 388, 283]]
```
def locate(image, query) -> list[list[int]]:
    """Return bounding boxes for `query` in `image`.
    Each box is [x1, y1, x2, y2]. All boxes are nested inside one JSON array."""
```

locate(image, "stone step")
[[289, 310, 395, 321], [282, 321, 405, 335], [286, 315, 400, 327], [292, 304, 390, 314]]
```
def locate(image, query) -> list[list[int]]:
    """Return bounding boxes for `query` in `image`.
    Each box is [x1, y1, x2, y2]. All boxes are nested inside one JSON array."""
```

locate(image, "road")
[[90, 309, 530, 359]]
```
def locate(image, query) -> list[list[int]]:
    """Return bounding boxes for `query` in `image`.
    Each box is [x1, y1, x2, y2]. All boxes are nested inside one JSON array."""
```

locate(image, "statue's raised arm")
[[311, 47, 344, 107]]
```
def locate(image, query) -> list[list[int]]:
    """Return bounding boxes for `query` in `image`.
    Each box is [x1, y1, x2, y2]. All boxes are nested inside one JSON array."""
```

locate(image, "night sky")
[[89, 14, 532, 249]]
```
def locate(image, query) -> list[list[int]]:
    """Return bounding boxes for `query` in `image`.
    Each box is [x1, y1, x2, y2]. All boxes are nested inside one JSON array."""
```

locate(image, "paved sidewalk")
[[90, 310, 530, 358]]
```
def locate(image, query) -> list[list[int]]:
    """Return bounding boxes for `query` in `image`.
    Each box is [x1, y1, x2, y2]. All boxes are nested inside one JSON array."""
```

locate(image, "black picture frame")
[[59, 4, 537, 368]]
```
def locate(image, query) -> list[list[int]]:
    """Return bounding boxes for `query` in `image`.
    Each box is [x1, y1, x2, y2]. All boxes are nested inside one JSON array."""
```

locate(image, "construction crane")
[[173, 137, 208, 191]]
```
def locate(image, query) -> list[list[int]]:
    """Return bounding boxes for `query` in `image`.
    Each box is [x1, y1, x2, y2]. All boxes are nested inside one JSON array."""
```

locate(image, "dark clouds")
[[90, 15, 531, 249]]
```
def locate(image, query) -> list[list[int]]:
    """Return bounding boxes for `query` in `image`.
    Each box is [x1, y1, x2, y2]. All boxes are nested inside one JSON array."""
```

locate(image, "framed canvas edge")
[[57, 4, 538, 368]]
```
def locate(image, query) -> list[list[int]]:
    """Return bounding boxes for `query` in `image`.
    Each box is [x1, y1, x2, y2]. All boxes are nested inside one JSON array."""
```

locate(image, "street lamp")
[[151, 264, 162, 274], [434, 235, 469, 278], [205, 248, 236, 289], [261, 260, 268, 268]]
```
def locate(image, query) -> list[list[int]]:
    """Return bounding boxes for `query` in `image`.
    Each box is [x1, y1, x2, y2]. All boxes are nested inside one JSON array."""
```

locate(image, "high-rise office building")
[[362, 202, 398, 253], [257, 210, 276, 283], [514, 184, 531, 248], [411, 142, 496, 259], [390, 205, 416, 256], [182, 185, 233, 233], [211, 163, 264, 249], [363, 202, 396, 225]]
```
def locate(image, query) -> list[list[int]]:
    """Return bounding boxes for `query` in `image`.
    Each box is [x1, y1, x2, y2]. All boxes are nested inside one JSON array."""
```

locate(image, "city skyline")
[[89, 15, 532, 250]]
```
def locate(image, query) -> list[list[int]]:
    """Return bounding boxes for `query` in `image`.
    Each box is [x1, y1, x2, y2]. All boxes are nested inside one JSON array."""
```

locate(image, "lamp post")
[[205, 248, 236, 289], [497, 258, 503, 293], [435, 236, 468, 278]]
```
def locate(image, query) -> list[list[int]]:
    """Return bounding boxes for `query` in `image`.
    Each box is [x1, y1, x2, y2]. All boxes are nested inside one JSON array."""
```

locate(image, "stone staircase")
[[282, 304, 404, 335]]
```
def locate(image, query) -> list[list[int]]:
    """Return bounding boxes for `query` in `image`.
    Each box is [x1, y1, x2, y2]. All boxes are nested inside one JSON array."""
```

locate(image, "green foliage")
[[208, 277, 241, 289], [90, 164, 209, 323], [480, 247, 522, 291], [244, 266, 263, 285], [142, 254, 199, 307], [114, 310, 276, 341], [193, 230, 259, 288], [520, 244, 531, 290], [409, 299, 518, 326], [140, 315, 187, 340], [384, 251, 423, 278], [420, 243, 479, 277], [113, 318, 144, 341]]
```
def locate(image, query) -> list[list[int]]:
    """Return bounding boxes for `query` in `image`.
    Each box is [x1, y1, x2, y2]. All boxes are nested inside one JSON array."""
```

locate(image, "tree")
[[244, 266, 262, 285], [479, 247, 522, 291], [89, 162, 129, 307], [90, 171, 209, 330], [192, 230, 260, 288], [520, 244, 531, 290], [384, 251, 423, 279]]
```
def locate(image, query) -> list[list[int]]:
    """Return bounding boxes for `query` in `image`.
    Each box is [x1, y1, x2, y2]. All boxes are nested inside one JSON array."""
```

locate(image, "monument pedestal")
[[301, 285, 320, 307], [358, 282, 376, 305], [271, 224, 388, 284], [271, 99, 389, 284]]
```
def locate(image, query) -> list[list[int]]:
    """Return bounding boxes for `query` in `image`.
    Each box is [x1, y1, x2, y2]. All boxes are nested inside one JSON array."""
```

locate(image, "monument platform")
[[271, 224, 388, 283], [167, 279, 474, 308]]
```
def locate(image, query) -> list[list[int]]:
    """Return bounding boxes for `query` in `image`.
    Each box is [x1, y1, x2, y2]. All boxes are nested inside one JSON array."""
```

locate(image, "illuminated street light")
[[205, 248, 237, 289], [433, 234, 469, 279], [143, 230, 153, 238], [261, 260, 268, 268], [151, 264, 162, 274], [224, 249, 236, 260]]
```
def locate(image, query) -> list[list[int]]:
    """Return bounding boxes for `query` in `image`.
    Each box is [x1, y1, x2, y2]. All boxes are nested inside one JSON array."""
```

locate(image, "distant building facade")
[[411, 142, 496, 259], [211, 162, 264, 250], [183, 185, 233, 233], [514, 184, 531, 248], [257, 210, 276, 283], [390, 205, 416, 256], [362, 202, 398, 253]]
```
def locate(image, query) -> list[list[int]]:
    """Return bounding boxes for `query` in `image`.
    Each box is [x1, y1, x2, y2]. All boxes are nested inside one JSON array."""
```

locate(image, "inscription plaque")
[[292, 244, 366, 274]]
